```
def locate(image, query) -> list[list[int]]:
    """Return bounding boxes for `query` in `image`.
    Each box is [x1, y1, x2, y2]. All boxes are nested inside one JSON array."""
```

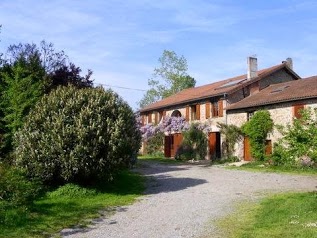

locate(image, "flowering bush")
[[271, 108, 317, 167], [14, 86, 141, 185], [140, 116, 189, 141]]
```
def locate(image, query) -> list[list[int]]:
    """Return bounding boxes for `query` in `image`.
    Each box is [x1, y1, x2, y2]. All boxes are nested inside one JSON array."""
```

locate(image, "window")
[[141, 115, 145, 126], [171, 110, 182, 117], [247, 111, 255, 121], [205, 102, 211, 119], [148, 113, 152, 123], [159, 111, 164, 121], [212, 101, 218, 117], [293, 104, 305, 119], [190, 104, 200, 120], [212, 100, 223, 117], [154, 112, 159, 124], [191, 105, 196, 120]]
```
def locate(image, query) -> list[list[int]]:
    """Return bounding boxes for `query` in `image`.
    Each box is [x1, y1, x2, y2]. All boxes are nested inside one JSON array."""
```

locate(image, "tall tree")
[[0, 51, 45, 155], [139, 50, 196, 108], [6, 41, 93, 91], [0, 40, 93, 157]]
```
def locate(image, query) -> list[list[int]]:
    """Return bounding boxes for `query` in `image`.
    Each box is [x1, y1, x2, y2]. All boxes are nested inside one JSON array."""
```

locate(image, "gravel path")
[[62, 161, 317, 238]]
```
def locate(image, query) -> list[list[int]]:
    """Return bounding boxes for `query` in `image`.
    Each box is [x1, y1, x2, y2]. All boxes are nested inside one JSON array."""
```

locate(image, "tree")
[[0, 41, 93, 157], [14, 86, 141, 185], [0, 51, 45, 156], [139, 50, 195, 108], [5, 41, 93, 91]]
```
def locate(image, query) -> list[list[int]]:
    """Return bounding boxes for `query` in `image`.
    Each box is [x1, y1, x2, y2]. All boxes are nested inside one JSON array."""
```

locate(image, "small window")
[[247, 111, 255, 121], [212, 101, 219, 117], [154, 112, 159, 124], [159, 111, 164, 121], [148, 113, 152, 123], [205, 102, 211, 119], [212, 99, 223, 118], [171, 110, 182, 117], [191, 105, 197, 120]]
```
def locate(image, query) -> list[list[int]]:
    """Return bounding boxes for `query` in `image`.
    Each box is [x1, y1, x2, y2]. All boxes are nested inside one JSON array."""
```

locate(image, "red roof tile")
[[226, 76, 317, 110], [141, 62, 296, 112]]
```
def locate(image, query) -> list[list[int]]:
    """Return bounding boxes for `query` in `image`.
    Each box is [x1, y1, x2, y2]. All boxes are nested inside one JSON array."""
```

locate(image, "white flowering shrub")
[[14, 86, 141, 185]]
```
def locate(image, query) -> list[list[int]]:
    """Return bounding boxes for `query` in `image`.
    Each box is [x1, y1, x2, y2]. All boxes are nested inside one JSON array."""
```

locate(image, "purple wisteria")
[[140, 116, 189, 141], [141, 116, 213, 141]]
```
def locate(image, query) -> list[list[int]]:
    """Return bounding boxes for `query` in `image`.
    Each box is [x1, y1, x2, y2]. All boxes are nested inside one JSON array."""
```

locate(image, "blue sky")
[[1, 0, 317, 110]]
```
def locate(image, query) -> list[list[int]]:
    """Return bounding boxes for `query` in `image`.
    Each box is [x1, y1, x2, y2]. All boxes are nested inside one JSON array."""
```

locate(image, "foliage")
[[0, 170, 144, 237], [217, 192, 317, 238], [14, 86, 141, 185], [145, 132, 164, 156], [218, 122, 242, 159], [271, 108, 317, 167], [0, 41, 93, 158], [231, 161, 317, 175], [139, 50, 196, 108], [242, 110, 273, 161], [140, 116, 189, 141], [48, 183, 97, 198], [176, 124, 207, 160], [0, 164, 42, 208]]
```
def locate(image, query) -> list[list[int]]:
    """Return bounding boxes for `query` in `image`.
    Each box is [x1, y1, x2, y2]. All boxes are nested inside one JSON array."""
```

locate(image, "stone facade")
[[227, 99, 317, 159], [140, 63, 305, 160]]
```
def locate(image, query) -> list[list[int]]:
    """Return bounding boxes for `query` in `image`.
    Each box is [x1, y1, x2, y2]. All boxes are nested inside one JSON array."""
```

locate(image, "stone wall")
[[227, 99, 317, 160]]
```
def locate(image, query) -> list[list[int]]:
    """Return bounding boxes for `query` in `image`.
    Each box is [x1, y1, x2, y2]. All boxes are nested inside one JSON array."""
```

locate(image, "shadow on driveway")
[[145, 174, 207, 194]]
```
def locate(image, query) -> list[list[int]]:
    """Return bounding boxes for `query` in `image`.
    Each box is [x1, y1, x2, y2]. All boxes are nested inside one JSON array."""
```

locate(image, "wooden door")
[[209, 132, 221, 159], [171, 133, 183, 157], [164, 136, 171, 157], [244, 137, 252, 161], [265, 140, 272, 155]]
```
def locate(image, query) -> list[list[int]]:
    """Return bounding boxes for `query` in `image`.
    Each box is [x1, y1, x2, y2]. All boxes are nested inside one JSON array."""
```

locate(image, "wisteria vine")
[[139, 115, 213, 141]]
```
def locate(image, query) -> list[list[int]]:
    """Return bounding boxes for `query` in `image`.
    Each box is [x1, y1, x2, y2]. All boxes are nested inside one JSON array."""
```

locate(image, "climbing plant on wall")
[[242, 110, 273, 161]]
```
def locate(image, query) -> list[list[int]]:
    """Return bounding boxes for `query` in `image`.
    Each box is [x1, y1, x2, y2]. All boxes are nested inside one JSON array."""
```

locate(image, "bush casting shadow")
[[145, 175, 207, 194]]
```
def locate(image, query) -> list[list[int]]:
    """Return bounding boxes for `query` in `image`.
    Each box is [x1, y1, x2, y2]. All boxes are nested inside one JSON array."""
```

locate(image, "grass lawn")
[[138, 155, 185, 164], [0, 170, 145, 238], [217, 192, 317, 238], [227, 161, 317, 176]]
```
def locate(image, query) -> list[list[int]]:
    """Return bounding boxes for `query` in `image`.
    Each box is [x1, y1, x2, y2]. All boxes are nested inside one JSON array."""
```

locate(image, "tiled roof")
[[140, 63, 297, 112], [226, 76, 317, 111]]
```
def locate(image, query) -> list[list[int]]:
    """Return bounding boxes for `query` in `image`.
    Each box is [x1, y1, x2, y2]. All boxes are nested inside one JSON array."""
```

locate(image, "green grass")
[[138, 155, 185, 164], [217, 192, 317, 238], [227, 161, 317, 176], [0, 170, 145, 238]]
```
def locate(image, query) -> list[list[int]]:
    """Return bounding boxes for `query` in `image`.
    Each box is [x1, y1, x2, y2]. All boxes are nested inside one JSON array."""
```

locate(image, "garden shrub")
[[14, 86, 141, 185], [242, 110, 273, 161], [47, 183, 97, 198], [0, 164, 42, 207], [218, 123, 242, 159], [145, 131, 164, 156], [176, 124, 207, 160], [271, 108, 317, 167]]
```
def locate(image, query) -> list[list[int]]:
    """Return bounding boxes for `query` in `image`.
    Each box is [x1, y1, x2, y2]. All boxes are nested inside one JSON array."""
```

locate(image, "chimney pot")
[[283, 58, 293, 70], [247, 56, 258, 80]]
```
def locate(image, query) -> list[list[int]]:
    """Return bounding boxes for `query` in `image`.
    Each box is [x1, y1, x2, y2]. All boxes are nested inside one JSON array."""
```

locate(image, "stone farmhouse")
[[140, 57, 317, 161]]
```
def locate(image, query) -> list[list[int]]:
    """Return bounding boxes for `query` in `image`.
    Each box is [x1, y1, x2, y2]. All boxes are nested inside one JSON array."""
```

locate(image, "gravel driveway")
[[62, 161, 317, 238]]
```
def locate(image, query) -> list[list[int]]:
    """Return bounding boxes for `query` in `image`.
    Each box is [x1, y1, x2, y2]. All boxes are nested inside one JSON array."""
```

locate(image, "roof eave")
[[140, 92, 228, 113], [227, 95, 317, 111]]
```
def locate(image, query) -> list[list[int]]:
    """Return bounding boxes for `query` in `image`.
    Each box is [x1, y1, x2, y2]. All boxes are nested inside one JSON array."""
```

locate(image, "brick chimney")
[[282, 57, 293, 70], [247, 56, 258, 80]]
